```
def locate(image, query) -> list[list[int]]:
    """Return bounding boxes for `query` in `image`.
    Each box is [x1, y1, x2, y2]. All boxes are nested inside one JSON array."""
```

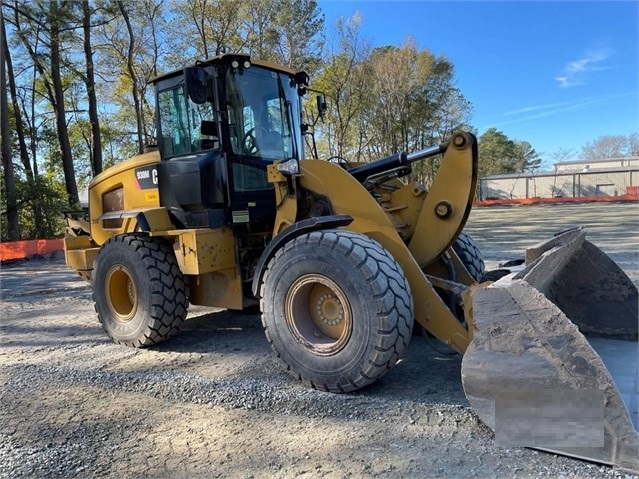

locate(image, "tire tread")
[[93, 234, 189, 348], [452, 232, 485, 281]]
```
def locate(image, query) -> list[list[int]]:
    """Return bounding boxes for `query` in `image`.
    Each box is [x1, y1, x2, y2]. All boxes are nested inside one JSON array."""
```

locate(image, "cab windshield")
[[225, 66, 302, 161]]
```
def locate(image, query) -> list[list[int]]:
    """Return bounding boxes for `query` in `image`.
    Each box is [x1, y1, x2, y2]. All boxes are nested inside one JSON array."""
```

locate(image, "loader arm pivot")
[[344, 135, 478, 267]]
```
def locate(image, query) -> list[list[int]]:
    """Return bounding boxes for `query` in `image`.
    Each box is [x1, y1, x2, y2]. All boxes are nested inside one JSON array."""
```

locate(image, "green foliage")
[[313, 27, 472, 187], [99, 120, 139, 168], [310, 13, 372, 161], [1, 172, 67, 241], [303, 16, 558, 188], [478, 128, 541, 178], [270, 0, 324, 70], [364, 40, 458, 157], [20, 175, 68, 239]]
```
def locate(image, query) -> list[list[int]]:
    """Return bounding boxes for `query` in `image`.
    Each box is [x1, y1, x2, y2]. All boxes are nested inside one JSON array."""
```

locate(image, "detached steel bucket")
[[461, 228, 639, 473]]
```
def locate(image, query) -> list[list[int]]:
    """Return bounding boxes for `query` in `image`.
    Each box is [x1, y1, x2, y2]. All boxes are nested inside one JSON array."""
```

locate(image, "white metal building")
[[479, 157, 639, 200]]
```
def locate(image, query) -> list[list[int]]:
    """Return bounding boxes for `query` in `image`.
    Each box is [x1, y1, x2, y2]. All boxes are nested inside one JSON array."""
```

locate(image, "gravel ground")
[[1, 202, 638, 479]]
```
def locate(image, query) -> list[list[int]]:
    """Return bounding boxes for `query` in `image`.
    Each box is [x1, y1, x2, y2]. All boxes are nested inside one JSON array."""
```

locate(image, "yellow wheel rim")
[[285, 274, 352, 356], [105, 265, 138, 322]]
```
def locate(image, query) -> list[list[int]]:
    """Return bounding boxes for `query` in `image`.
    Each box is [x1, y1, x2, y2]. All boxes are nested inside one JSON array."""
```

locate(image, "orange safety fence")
[[474, 193, 639, 208], [0, 238, 64, 262]]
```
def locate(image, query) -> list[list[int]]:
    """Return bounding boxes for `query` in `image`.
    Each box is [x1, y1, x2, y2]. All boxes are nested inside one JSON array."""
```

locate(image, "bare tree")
[[2, 4, 32, 181], [628, 133, 639, 157], [170, 0, 244, 60], [49, 0, 79, 205], [580, 134, 631, 160], [551, 147, 576, 163], [1, 6, 20, 239], [82, 0, 102, 175], [9, 0, 80, 206], [115, 0, 145, 154], [313, 13, 371, 161]]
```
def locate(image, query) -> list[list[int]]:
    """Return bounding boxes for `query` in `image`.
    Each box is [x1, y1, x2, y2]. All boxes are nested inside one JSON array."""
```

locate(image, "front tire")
[[452, 232, 485, 281], [92, 234, 189, 347], [260, 230, 414, 392]]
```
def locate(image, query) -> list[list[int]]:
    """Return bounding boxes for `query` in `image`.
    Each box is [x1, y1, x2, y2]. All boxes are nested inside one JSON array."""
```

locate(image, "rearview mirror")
[[184, 67, 207, 104]]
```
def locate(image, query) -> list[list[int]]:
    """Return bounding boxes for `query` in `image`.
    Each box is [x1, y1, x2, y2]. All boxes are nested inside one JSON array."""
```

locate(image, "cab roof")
[[149, 53, 302, 85]]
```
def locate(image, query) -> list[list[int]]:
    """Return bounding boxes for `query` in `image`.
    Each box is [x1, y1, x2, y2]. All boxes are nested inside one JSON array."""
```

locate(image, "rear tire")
[[452, 232, 485, 281], [260, 230, 414, 392], [92, 234, 189, 347]]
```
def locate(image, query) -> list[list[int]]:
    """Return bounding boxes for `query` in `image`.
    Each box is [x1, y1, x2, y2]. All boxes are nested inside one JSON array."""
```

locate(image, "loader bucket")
[[461, 228, 639, 473]]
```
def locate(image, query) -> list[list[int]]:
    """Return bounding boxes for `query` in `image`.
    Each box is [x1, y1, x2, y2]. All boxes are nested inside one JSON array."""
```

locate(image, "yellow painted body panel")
[[89, 151, 161, 245], [136, 207, 174, 232], [268, 164, 298, 236], [407, 137, 477, 266], [172, 228, 237, 275], [187, 269, 244, 310], [73, 149, 245, 308], [373, 182, 426, 242], [64, 236, 99, 275]]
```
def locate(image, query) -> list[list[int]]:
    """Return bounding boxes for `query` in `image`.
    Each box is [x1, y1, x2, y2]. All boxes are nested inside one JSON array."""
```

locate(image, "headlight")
[[276, 158, 300, 175]]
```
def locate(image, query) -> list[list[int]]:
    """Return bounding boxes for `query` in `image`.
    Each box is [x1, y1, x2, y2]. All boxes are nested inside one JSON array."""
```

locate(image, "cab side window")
[[157, 82, 219, 159], [158, 87, 190, 158]]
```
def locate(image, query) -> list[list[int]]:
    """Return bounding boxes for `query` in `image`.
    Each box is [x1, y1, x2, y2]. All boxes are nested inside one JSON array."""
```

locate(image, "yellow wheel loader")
[[64, 53, 638, 472]]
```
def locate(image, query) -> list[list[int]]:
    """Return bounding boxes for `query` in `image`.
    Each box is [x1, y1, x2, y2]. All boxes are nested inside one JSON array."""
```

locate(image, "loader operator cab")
[[152, 54, 307, 232]]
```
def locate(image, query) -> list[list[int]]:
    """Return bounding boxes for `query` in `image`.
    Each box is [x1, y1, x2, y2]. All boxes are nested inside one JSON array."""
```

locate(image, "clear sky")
[[317, 0, 638, 161]]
